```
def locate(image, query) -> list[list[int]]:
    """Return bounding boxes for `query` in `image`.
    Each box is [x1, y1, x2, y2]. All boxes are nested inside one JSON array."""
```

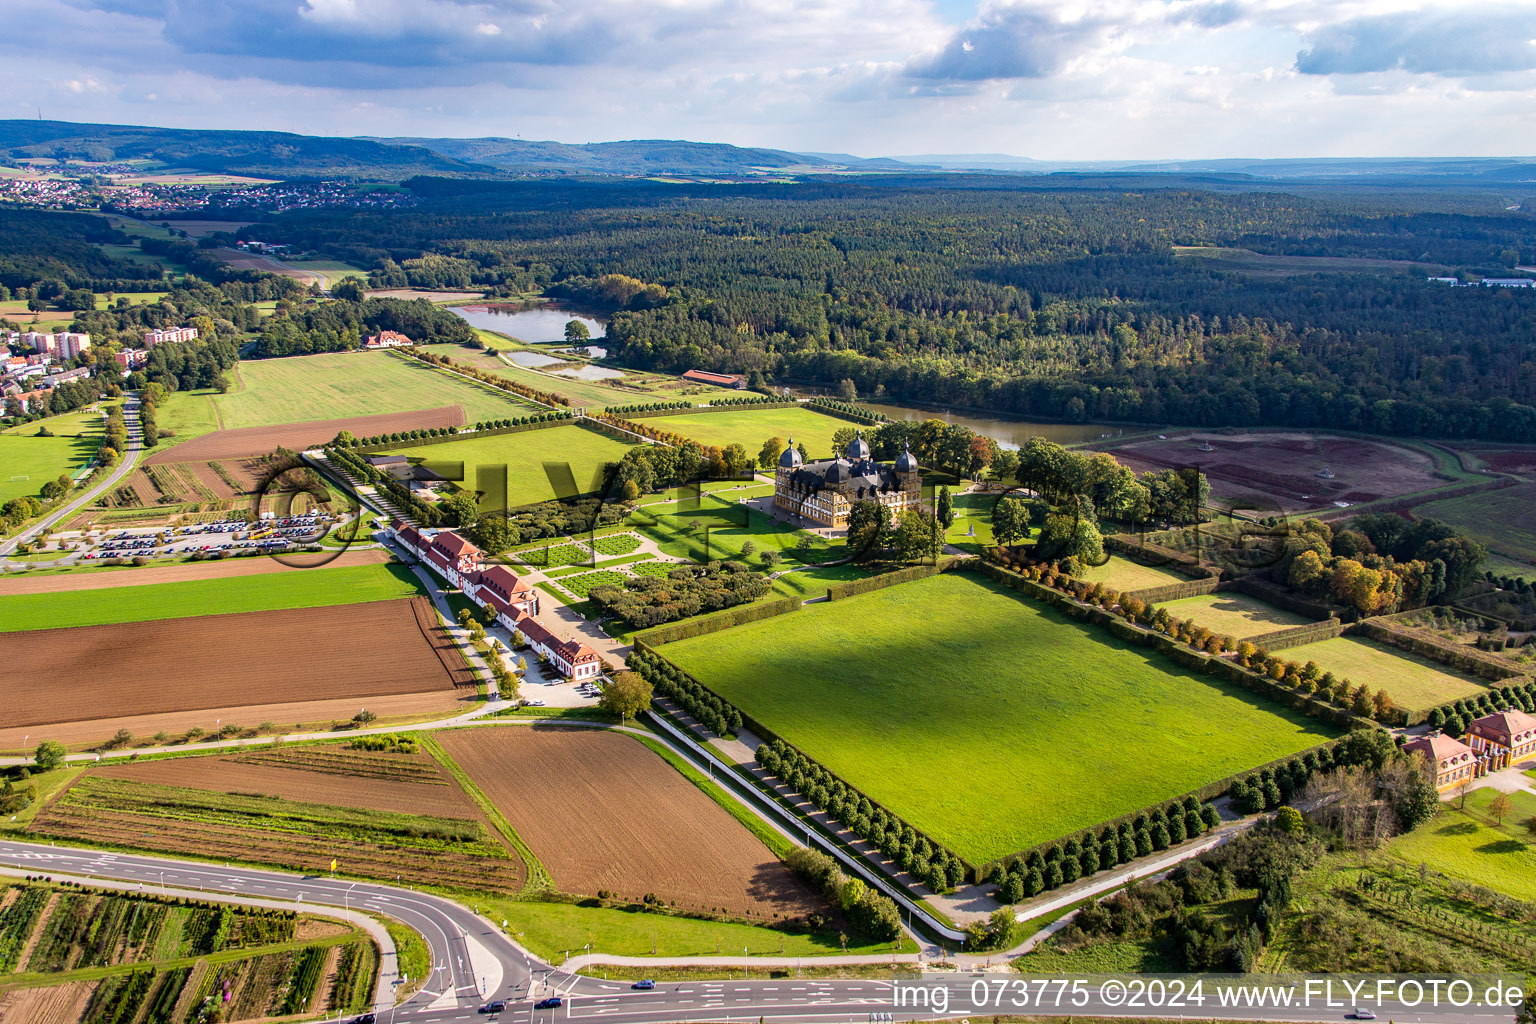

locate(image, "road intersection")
[[0, 838, 1516, 1024]]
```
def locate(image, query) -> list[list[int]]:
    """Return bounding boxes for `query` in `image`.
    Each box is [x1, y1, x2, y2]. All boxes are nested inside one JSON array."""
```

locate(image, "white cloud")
[[2, 0, 1531, 159]]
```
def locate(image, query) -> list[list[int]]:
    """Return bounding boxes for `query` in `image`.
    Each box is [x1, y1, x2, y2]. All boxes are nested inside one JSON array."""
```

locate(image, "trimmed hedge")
[[632, 595, 802, 646], [624, 397, 796, 418], [803, 398, 887, 425], [1123, 577, 1220, 603], [824, 560, 956, 600], [1103, 534, 1218, 580], [627, 645, 966, 892], [1246, 619, 1345, 652], [1350, 616, 1528, 683], [1228, 575, 1352, 622], [345, 413, 575, 454]]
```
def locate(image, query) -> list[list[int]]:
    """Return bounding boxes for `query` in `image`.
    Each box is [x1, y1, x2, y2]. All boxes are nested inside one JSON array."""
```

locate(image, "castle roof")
[[778, 436, 802, 468]]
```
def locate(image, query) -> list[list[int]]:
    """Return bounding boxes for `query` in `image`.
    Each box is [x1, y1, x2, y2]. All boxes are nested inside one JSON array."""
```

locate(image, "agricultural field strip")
[[0, 560, 422, 632], [433, 727, 820, 918], [2, 597, 466, 730]]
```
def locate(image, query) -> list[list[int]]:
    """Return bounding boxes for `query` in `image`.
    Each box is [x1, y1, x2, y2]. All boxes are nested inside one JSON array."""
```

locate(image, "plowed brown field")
[[3, 597, 473, 730], [148, 406, 464, 463], [436, 728, 819, 920]]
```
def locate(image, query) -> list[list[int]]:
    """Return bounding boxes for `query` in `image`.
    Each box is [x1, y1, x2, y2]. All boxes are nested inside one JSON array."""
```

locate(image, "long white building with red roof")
[[389, 521, 603, 681]]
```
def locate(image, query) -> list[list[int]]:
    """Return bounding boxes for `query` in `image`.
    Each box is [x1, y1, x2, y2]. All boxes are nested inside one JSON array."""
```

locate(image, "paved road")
[[0, 839, 1516, 1024], [0, 392, 143, 559]]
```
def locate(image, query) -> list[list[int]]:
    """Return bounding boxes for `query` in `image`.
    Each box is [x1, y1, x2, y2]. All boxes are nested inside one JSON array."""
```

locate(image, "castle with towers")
[[773, 430, 922, 527]]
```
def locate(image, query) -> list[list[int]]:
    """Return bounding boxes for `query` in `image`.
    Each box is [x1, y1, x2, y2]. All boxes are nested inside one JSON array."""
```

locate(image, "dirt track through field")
[[437, 728, 820, 919], [0, 549, 391, 594], [3, 597, 472, 730], [148, 406, 465, 463]]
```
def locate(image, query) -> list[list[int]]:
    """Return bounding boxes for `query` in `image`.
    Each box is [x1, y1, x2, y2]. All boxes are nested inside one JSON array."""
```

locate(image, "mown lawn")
[[1385, 801, 1536, 901], [386, 424, 634, 510], [159, 351, 542, 443], [632, 494, 845, 567], [640, 407, 849, 461], [1281, 636, 1488, 711], [663, 572, 1337, 863], [478, 896, 903, 961], [1159, 592, 1311, 638], [0, 561, 423, 632], [0, 407, 105, 503], [1077, 556, 1189, 592]]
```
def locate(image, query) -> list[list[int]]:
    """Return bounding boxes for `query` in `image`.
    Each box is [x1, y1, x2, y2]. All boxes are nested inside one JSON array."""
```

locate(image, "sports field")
[[0, 560, 422, 633], [157, 351, 541, 446], [385, 424, 634, 510], [1280, 635, 1488, 711], [641, 407, 849, 460], [1159, 592, 1310, 638], [1415, 483, 1536, 564], [1077, 556, 1190, 592], [663, 572, 1337, 863], [0, 407, 104, 503]]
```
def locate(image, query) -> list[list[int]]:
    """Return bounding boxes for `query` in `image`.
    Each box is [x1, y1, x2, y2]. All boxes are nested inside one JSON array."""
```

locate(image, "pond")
[[450, 303, 606, 344], [861, 402, 1129, 449], [503, 350, 566, 369], [554, 365, 626, 381]]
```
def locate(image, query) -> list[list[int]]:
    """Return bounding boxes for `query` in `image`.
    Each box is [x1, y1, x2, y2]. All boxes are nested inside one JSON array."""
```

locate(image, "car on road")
[[350, 1015, 376, 1024], [1349, 1011, 1377, 1021], [534, 996, 563, 1010], [631, 980, 655, 990], [479, 1000, 507, 1013]]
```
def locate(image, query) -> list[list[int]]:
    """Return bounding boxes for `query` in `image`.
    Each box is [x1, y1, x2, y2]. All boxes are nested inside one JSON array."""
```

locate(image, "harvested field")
[[0, 981, 97, 1024], [0, 691, 461, 752], [1102, 431, 1444, 513], [2, 597, 473, 731], [0, 548, 391, 595], [95, 744, 472, 817], [150, 406, 465, 463], [436, 728, 819, 920], [31, 773, 522, 893]]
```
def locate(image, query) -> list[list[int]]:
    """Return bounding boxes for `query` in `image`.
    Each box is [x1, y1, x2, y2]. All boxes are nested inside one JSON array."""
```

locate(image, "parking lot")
[[4, 512, 343, 569]]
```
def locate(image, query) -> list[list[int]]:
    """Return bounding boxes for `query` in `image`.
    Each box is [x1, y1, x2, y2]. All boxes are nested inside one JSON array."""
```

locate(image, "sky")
[[4, 0, 1534, 160]]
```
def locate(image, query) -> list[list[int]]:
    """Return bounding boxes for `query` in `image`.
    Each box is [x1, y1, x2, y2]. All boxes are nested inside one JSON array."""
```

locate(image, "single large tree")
[[758, 436, 784, 470], [33, 739, 66, 772], [599, 670, 653, 721], [936, 485, 954, 529], [564, 320, 591, 345]]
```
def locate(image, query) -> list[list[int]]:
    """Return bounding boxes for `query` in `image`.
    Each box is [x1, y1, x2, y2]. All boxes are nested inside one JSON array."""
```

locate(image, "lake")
[[861, 402, 1128, 449], [450, 303, 606, 344], [504, 350, 566, 369]]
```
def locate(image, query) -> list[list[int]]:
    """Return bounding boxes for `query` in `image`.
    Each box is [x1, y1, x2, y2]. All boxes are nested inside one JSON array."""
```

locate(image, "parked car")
[[632, 980, 655, 990], [534, 997, 563, 1010]]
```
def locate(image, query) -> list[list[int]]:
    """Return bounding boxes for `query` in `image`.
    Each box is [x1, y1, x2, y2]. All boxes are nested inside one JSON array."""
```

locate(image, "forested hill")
[[249, 177, 1536, 442], [370, 137, 856, 175], [0, 121, 487, 180]]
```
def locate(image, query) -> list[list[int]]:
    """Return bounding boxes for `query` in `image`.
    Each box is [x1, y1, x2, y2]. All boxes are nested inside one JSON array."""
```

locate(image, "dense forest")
[[244, 177, 1536, 441]]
